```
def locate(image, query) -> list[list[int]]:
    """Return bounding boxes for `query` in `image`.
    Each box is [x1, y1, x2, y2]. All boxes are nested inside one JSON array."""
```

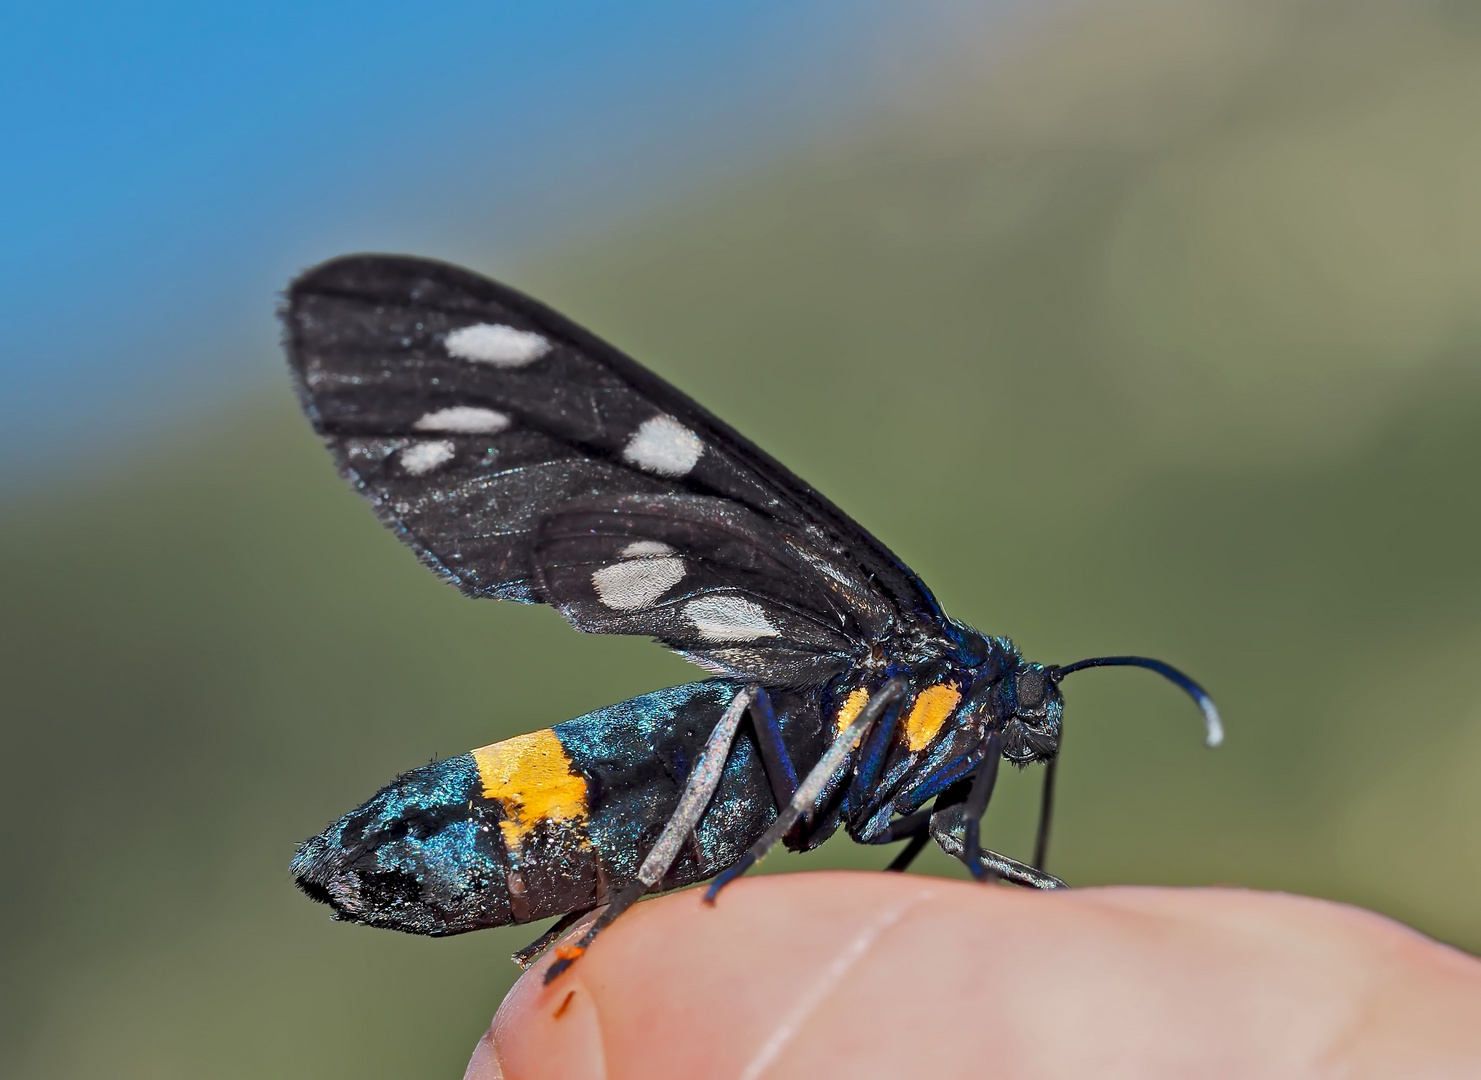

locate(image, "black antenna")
[[1033, 655, 1221, 872], [1051, 655, 1222, 747]]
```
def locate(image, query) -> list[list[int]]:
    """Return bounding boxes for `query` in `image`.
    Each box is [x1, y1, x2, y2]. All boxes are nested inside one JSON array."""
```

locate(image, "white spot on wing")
[[622, 415, 703, 477], [412, 406, 511, 434], [683, 595, 779, 642], [400, 440, 456, 475], [444, 323, 550, 366], [619, 539, 675, 558], [591, 558, 685, 611]]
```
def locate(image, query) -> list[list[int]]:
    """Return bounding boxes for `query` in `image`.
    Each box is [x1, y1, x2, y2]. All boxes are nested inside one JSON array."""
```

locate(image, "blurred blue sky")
[[1, 1, 1008, 490]]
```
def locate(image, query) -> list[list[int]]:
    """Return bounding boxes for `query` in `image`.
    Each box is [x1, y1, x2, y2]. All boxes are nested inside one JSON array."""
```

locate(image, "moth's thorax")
[[828, 627, 1061, 772], [946, 630, 1062, 764]]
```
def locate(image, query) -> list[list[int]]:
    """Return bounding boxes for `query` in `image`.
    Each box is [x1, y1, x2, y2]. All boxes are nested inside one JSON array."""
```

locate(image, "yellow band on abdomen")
[[471, 729, 589, 848]]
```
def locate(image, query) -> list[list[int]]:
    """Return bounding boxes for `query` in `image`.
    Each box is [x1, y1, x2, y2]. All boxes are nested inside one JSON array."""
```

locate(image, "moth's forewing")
[[283, 255, 952, 682]]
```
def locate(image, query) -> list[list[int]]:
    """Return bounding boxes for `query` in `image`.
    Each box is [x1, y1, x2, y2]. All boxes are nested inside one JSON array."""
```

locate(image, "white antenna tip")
[[1202, 702, 1224, 748]]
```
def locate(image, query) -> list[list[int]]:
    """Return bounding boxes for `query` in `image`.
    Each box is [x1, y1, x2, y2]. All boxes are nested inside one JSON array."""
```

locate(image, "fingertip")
[[491, 934, 608, 1080], [462, 1028, 502, 1080], [489, 873, 947, 1079]]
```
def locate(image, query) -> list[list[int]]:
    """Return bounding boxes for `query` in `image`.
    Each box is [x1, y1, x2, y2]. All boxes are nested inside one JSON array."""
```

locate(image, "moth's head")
[[999, 660, 1063, 764]]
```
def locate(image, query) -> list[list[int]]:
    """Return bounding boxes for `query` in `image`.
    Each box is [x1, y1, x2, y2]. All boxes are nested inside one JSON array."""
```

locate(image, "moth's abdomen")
[[290, 730, 609, 935], [291, 681, 807, 935]]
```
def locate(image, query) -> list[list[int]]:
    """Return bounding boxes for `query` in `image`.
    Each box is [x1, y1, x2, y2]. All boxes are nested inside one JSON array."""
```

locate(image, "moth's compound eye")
[[1015, 669, 1047, 709]]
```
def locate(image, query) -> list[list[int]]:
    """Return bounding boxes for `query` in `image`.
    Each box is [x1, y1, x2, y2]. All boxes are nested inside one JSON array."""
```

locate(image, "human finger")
[[469, 872, 1481, 1079]]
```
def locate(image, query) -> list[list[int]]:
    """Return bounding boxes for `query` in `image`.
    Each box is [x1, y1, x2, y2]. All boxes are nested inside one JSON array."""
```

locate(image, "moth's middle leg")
[[543, 683, 795, 983], [704, 678, 909, 902]]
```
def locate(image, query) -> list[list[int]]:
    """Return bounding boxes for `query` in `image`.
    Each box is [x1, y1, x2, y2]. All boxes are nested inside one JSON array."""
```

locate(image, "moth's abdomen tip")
[[289, 752, 520, 936]]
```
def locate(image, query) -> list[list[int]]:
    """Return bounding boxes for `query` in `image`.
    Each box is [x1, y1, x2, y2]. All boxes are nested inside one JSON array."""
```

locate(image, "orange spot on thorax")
[[833, 687, 871, 736], [832, 682, 963, 752], [904, 684, 962, 751]]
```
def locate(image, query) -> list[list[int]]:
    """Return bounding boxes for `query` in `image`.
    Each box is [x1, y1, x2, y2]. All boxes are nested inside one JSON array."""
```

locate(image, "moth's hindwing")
[[290, 680, 829, 933], [535, 493, 894, 685], [283, 255, 950, 684]]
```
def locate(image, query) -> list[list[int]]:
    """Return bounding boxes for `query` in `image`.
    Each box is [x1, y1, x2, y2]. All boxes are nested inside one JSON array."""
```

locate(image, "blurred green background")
[[4, 0, 1481, 1076]]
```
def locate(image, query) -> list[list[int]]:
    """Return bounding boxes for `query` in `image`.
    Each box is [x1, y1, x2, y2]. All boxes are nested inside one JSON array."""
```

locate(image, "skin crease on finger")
[[467, 873, 1481, 1080]]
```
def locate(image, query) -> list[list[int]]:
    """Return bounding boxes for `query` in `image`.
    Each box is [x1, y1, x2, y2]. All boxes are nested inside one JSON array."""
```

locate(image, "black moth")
[[285, 255, 1220, 982]]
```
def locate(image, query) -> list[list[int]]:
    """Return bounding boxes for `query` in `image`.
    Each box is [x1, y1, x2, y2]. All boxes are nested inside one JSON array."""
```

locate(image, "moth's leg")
[[512, 907, 592, 970], [928, 809, 1066, 889], [544, 684, 769, 984], [844, 684, 908, 809], [884, 829, 931, 872], [871, 807, 935, 843], [1032, 754, 1059, 872], [747, 686, 799, 812], [871, 772, 978, 872], [958, 731, 1006, 881], [866, 740, 1007, 877], [875, 795, 962, 872], [704, 678, 909, 903]]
